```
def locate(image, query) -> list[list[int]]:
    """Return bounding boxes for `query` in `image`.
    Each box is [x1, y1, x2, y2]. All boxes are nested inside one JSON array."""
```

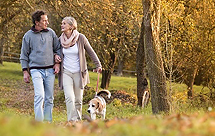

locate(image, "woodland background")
[[0, 0, 215, 114], [0, 0, 215, 135]]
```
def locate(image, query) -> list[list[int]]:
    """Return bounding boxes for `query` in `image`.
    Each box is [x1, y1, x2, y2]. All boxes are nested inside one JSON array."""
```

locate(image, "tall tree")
[[136, 17, 148, 107], [143, 0, 170, 114]]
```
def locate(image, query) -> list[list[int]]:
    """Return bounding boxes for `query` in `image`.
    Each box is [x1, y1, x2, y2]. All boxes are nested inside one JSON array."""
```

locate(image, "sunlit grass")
[[1, 110, 215, 136], [88, 72, 137, 95], [1, 62, 215, 136], [0, 62, 23, 80], [0, 113, 76, 136], [0, 62, 137, 94]]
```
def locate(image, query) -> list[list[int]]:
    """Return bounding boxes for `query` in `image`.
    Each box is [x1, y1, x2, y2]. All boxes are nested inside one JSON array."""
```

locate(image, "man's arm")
[[20, 35, 30, 70], [20, 34, 31, 83], [52, 30, 61, 57]]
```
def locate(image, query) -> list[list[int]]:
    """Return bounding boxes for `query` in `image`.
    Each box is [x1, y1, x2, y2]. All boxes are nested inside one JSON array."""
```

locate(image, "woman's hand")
[[93, 67, 102, 73]]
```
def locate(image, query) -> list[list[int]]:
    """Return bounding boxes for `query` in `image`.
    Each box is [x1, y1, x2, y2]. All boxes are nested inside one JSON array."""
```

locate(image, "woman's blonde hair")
[[63, 16, 77, 30]]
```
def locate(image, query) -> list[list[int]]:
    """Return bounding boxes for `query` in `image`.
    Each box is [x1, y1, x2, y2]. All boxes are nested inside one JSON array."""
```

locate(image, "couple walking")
[[20, 10, 102, 123]]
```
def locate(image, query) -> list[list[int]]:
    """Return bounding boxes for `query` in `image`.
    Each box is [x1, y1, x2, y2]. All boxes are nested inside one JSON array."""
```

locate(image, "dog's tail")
[[97, 90, 111, 98]]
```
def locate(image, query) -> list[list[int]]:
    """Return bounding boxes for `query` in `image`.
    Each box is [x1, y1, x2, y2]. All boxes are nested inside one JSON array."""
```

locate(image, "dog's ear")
[[97, 102, 100, 108], [98, 102, 101, 112], [98, 101, 104, 112]]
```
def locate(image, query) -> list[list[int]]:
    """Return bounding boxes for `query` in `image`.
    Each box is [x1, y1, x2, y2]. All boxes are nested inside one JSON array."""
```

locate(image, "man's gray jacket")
[[20, 27, 61, 71]]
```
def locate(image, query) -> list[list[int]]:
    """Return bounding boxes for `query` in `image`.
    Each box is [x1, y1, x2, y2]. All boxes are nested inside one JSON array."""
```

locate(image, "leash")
[[95, 72, 100, 96]]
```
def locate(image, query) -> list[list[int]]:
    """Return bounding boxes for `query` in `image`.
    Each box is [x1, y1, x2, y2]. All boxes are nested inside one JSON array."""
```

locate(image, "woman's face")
[[61, 20, 71, 32]]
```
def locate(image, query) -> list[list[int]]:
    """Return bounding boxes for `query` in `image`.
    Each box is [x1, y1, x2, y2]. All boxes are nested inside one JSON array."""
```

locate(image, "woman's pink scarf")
[[60, 30, 79, 48]]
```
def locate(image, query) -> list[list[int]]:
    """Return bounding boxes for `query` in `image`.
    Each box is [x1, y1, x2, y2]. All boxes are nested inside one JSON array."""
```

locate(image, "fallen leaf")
[[209, 121, 215, 133], [105, 119, 118, 128], [209, 112, 215, 118]]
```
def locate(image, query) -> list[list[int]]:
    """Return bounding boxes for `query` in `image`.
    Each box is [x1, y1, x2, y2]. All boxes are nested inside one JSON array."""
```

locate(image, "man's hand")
[[55, 54, 62, 64], [53, 63, 60, 74], [23, 71, 30, 83]]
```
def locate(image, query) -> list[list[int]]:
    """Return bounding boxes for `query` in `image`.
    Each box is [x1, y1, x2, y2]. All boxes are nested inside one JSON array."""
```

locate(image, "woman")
[[55, 16, 102, 123]]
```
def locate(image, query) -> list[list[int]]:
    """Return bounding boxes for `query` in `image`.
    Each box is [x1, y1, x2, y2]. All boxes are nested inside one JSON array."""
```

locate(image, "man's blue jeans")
[[30, 68, 55, 122]]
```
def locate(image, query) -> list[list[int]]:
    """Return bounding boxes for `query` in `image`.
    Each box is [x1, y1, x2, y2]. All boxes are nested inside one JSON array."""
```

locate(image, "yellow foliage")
[[112, 98, 122, 107]]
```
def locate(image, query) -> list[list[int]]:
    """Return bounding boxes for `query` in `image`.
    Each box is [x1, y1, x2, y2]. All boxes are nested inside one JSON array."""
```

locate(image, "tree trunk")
[[136, 17, 149, 107], [101, 51, 116, 89], [101, 69, 111, 89], [0, 38, 4, 65], [186, 67, 198, 99], [117, 57, 124, 76], [143, 0, 170, 114]]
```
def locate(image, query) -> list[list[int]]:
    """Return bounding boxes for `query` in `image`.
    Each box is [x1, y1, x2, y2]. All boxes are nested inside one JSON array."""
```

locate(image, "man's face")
[[35, 15, 49, 30]]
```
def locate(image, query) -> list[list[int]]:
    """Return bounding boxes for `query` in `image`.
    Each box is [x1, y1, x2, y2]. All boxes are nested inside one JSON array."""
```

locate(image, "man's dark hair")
[[32, 10, 46, 25]]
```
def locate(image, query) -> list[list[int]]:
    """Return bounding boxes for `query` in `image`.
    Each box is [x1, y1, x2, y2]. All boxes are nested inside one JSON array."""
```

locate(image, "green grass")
[[0, 62, 137, 93], [0, 62, 23, 80], [0, 62, 215, 136], [0, 113, 76, 136], [88, 72, 137, 94]]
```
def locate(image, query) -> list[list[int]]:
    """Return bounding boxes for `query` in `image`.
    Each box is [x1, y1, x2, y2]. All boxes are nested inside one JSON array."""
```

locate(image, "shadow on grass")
[[0, 69, 23, 79]]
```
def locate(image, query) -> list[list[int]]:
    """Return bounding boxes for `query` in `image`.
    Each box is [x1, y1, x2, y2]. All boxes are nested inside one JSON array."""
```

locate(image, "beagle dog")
[[87, 90, 111, 120]]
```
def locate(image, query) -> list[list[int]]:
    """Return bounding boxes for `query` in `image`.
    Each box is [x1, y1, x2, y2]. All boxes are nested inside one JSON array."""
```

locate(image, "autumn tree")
[[142, 0, 170, 114], [160, 0, 215, 99], [40, 0, 141, 89], [0, 0, 31, 64]]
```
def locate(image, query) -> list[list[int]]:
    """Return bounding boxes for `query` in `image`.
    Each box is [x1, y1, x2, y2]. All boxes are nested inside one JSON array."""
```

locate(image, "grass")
[[0, 62, 215, 136], [88, 72, 137, 94], [0, 62, 23, 80]]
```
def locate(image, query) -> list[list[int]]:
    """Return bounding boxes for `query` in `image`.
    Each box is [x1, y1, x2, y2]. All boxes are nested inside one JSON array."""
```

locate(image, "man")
[[20, 10, 61, 122]]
